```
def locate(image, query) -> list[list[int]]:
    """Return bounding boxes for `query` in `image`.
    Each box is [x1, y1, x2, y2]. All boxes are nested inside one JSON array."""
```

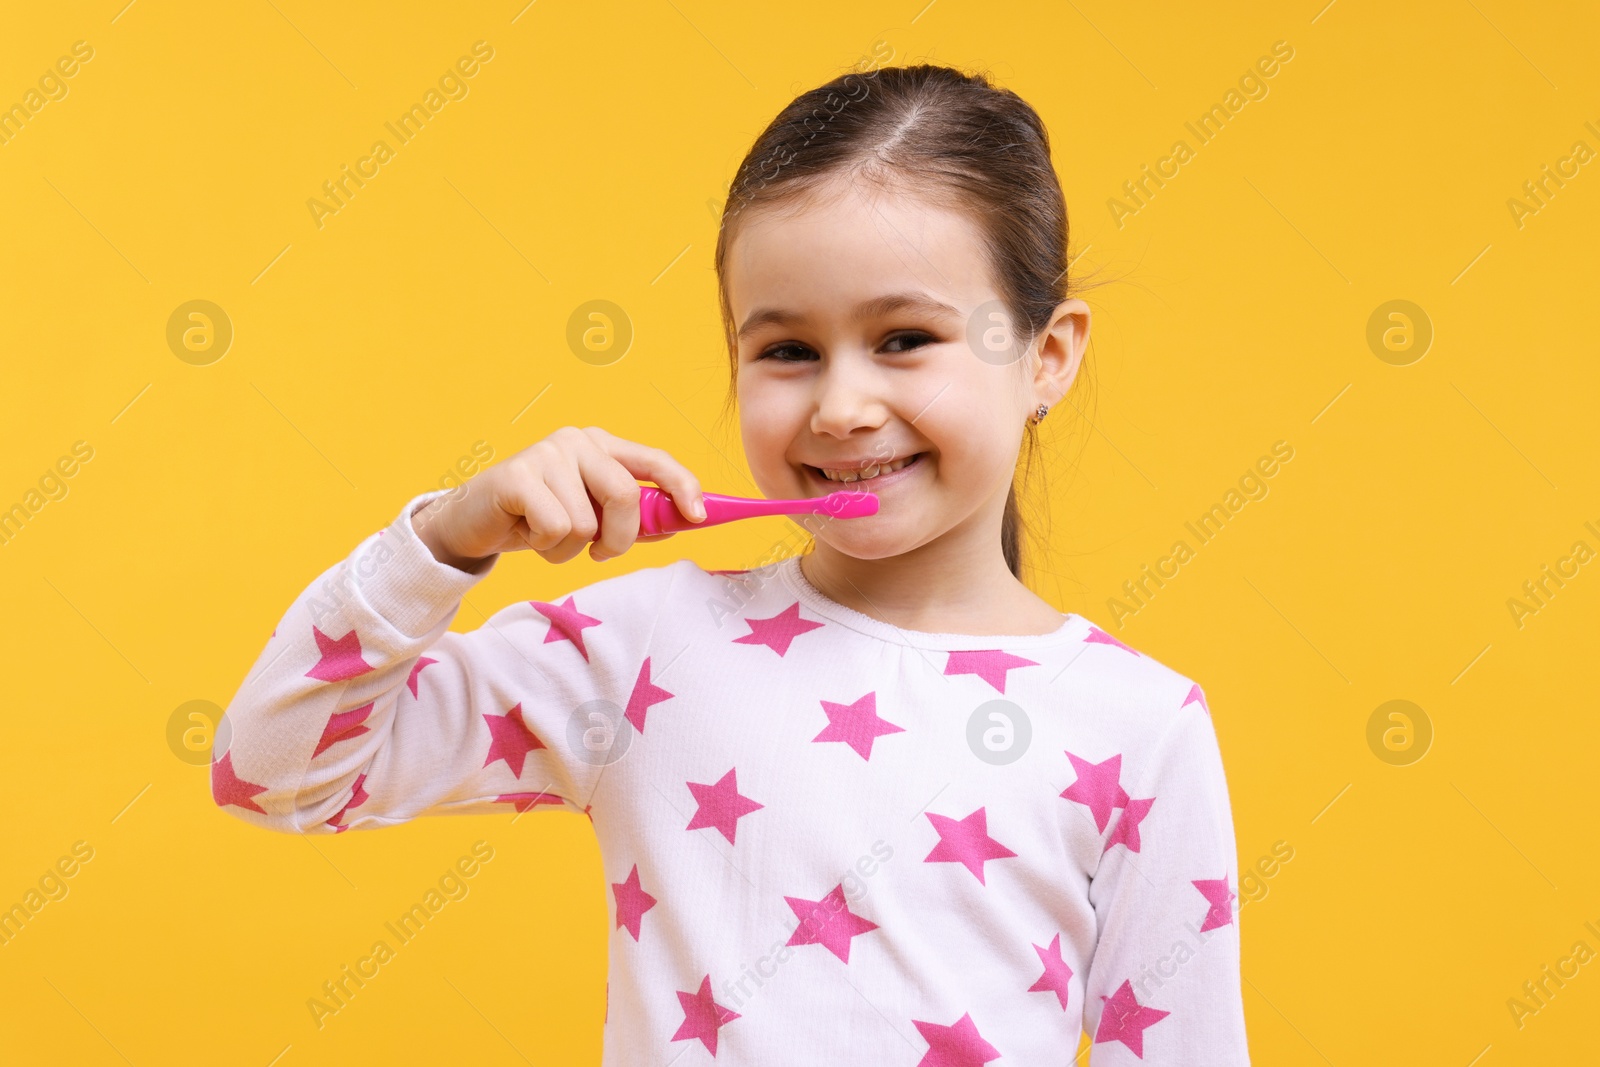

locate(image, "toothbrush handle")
[[584, 485, 688, 540], [639, 488, 796, 533], [636, 487, 766, 534], [586, 485, 849, 540], [637, 486, 689, 535]]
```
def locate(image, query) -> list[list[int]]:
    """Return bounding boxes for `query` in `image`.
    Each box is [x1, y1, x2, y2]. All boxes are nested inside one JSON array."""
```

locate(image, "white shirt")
[[218, 489, 1251, 1064]]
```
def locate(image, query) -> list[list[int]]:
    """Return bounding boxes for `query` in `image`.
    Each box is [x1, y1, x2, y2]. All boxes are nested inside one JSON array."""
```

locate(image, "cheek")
[[932, 371, 1027, 478], [931, 431, 985, 488], [919, 400, 1007, 478], [925, 419, 1021, 512], [738, 378, 804, 468]]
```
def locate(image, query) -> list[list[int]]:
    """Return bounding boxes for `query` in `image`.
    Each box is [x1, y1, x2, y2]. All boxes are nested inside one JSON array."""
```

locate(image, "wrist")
[[410, 498, 493, 574]]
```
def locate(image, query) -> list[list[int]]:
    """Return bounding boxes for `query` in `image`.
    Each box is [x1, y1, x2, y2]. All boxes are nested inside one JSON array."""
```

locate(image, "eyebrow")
[[736, 291, 963, 341]]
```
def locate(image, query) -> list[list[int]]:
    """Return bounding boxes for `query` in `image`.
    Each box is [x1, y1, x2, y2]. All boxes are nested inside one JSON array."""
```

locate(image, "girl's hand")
[[411, 426, 705, 571]]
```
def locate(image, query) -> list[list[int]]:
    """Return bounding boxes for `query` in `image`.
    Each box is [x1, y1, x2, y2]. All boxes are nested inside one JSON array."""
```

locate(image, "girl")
[[218, 64, 1250, 1064]]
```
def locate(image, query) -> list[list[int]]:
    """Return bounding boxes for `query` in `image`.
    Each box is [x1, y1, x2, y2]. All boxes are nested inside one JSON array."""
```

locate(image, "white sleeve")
[[213, 489, 677, 834], [1082, 696, 1251, 1064]]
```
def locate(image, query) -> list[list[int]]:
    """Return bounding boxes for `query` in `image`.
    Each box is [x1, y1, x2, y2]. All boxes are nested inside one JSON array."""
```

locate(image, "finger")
[[575, 447, 646, 559], [540, 460, 607, 563], [508, 476, 587, 562], [587, 430, 705, 524]]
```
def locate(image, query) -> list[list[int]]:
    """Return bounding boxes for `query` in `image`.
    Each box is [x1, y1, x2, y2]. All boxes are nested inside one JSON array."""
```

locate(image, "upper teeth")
[[818, 455, 917, 482]]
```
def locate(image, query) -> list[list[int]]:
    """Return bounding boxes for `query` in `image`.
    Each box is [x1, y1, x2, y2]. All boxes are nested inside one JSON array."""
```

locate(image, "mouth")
[[803, 452, 928, 492]]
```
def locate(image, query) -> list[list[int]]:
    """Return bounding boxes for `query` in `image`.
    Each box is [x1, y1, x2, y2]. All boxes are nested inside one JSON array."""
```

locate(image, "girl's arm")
[[1082, 696, 1252, 1064], [212, 488, 678, 833]]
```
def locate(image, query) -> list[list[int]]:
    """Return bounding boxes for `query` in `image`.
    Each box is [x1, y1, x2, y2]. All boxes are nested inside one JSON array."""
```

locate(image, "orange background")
[[2, 0, 1597, 1062]]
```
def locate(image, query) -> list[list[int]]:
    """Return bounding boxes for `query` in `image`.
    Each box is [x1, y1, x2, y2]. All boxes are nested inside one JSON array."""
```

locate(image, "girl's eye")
[[883, 331, 933, 353], [756, 344, 816, 363], [754, 333, 933, 362]]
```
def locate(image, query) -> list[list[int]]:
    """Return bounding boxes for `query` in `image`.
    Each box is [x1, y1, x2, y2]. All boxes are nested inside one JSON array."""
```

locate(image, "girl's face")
[[727, 175, 1081, 562]]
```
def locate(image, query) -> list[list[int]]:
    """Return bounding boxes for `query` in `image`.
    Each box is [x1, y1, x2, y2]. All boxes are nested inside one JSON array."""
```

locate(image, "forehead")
[[724, 175, 998, 322]]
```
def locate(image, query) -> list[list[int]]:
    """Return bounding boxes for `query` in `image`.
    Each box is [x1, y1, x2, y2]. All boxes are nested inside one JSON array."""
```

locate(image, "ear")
[[1030, 298, 1091, 412]]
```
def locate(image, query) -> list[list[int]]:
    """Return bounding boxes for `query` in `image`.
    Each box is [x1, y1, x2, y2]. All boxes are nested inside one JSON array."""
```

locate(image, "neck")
[[797, 493, 1049, 636]]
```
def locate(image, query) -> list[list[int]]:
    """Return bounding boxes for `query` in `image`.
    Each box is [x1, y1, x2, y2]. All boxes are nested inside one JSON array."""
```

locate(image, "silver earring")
[[1031, 403, 1049, 424]]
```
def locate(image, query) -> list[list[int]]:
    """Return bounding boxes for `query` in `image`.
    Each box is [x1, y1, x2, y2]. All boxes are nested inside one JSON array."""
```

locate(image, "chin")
[[812, 522, 927, 560]]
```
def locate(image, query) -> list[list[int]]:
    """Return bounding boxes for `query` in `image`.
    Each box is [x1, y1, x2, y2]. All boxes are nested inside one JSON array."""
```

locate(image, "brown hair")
[[712, 62, 1098, 582]]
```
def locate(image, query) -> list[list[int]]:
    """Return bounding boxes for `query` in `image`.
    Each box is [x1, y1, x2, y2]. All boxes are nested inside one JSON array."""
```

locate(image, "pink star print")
[[923, 807, 1017, 885], [211, 751, 268, 814], [813, 691, 904, 761], [784, 883, 879, 962], [1193, 875, 1236, 932], [1104, 796, 1156, 855], [686, 768, 763, 845], [312, 702, 373, 758], [671, 974, 740, 1056], [305, 625, 375, 683], [531, 596, 602, 661], [1181, 683, 1209, 715], [1059, 751, 1131, 833], [495, 791, 565, 813], [327, 773, 369, 833], [733, 601, 824, 656], [623, 656, 675, 734], [1095, 979, 1170, 1058], [1027, 933, 1074, 1010], [1085, 625, 1139, 655], [482, 703, 547, 777], [943, 650, 1038, 693], [406, 656, 438, 698], [911, 1012, 1002, 1067], [611, 863, 657, 941]]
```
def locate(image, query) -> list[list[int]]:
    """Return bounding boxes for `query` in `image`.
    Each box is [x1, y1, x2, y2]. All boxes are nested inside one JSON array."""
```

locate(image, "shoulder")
[[528, 557, 688, 604], [1059, 620, 1231, 803], [668, 556, 793, 600], [528, 557, 788, 621], [490, 559, 693, 636], [1066, 614, 1214, 739]]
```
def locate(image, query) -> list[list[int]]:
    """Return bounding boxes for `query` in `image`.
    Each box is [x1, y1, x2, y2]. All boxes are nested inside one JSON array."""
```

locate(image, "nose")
[[809, 352, 890, 438]]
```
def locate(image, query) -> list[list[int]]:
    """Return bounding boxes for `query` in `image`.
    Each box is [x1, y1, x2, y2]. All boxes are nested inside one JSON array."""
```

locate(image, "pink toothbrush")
[[588, 485, 880, 537]]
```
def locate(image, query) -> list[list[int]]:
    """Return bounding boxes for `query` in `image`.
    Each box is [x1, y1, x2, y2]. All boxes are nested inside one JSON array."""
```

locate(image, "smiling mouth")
[[804, 452, 927, 486]]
